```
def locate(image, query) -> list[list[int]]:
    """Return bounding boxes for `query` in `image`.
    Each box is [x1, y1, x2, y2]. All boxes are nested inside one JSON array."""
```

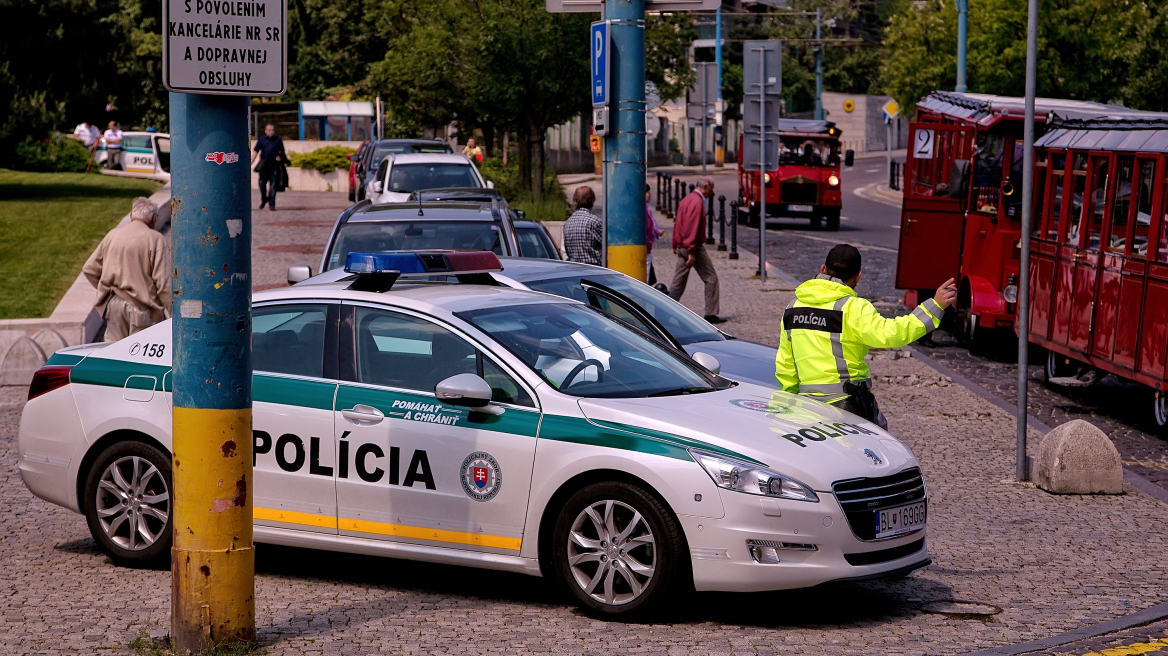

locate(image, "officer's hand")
[[933, 278, 957, 309]]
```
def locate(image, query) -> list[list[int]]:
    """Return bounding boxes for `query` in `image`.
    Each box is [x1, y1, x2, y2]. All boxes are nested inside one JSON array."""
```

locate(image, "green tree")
[[646, 13, 698, 103]]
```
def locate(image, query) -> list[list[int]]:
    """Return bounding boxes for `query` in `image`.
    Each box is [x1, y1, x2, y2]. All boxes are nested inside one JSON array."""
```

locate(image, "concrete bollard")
[[1033, 419, 1123, 494]]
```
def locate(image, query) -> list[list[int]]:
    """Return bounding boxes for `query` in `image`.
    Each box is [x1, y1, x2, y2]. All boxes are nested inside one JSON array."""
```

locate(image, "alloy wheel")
[[95, 456, 171, 551], [566, 499, 656, 606]]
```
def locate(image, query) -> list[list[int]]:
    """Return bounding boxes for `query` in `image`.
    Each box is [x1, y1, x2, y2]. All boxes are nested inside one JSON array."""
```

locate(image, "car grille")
[[781, 180, 818, 204], [844, 538, 926, 566], [832, 467, 926, 541]]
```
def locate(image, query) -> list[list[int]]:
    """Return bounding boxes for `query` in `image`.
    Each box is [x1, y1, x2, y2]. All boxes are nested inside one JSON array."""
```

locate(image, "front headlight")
[[827, 174, 840, 187], [690, 449, 819, 502], [1002, 284, 1018, 304], [763, 173, 772, 185]]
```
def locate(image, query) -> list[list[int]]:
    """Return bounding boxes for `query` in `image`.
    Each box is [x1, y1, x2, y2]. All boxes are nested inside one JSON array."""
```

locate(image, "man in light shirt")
[[83, 197, 172, 341], [103, 121, 124, 170], [72, 122, 97, 147]]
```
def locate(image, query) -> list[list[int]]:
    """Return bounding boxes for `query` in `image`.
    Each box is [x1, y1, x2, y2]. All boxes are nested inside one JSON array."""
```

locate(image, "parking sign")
[[591, 20, 609, 107]]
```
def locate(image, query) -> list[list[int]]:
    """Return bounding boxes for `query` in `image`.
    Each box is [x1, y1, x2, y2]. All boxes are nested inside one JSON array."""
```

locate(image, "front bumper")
[[680, 489, 928, 592]]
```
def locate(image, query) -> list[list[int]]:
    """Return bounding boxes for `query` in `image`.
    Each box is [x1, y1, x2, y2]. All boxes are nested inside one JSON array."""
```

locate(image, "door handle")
[[341, 404, 384, 424]]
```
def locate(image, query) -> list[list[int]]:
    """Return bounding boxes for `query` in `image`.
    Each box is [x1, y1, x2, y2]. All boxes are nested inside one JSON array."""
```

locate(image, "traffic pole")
[[814, 8, 823, 121], [1017, 0, 1038, 482], [605, 0, 647, 282], [169, 92, 256, 652], [714, 7, 724, 168], [955, 0, 969, 93]]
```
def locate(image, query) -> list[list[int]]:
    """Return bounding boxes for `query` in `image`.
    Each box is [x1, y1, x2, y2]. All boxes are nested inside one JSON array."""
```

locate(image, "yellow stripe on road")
[[254, 507, 338, 530], [254, 507, 522, 551], [340, 517, 522, 551], [1085, 637, 1168, 655]]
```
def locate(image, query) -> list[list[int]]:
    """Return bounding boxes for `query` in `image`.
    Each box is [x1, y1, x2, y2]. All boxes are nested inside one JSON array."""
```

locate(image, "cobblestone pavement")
[[1034, 617, 1168, 655], [3, 199, 1168, 654], [250, 189, 349, 290]]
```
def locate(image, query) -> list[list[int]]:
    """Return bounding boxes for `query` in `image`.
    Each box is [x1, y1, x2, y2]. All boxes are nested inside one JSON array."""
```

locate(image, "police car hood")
[[576, 382, 917, 491], [795, 277, 856, 305]]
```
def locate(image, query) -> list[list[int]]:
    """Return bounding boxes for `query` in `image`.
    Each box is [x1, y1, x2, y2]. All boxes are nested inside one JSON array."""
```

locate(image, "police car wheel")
[[552, 481, 686, 618], [83, 441, 173, 567]]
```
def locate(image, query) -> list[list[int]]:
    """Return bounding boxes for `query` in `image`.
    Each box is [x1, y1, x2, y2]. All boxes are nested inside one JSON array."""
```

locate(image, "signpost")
[[742, 41, 781, 284], [687, 62, 717, 175], [882, 99, 900, 182], [162, 0, 286, 651]]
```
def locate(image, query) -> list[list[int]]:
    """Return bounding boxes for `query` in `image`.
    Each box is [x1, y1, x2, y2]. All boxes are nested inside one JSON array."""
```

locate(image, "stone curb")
[[0, 185, 172, 385], [958, 600, 1168, 655], [904, 346, 1168, 506], [873, 183, 903, 203]]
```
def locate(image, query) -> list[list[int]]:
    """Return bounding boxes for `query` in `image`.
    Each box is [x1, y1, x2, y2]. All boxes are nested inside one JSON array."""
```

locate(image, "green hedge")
[[14, 134, 94, 173], [477, 156, 569, 221], [289, 146, 357, 174]]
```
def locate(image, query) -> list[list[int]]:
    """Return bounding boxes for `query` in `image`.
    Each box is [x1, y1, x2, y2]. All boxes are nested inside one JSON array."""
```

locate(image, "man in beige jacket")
[[82, 197, 171, 341]]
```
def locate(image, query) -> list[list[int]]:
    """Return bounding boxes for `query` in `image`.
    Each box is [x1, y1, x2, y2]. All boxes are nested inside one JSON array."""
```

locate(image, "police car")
[[19, 251, 929, 618]]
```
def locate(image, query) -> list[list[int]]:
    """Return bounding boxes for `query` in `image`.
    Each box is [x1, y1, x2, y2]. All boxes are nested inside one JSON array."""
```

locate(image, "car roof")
[[495, 257, 613, 280], [371, 139, 451, 148], [344, 201, 501, 223], [384, 153, 473, 165], [256, 278, 577, 316]]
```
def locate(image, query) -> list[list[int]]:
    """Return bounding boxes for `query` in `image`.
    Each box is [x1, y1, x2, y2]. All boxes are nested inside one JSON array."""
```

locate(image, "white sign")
[[914, 129, 935, 159], [547, 0, 719, 11], [163, 0, 288, 96], [593, 106, 609, 137]]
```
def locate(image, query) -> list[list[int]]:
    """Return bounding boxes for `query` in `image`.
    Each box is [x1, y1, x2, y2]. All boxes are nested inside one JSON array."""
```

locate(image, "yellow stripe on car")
[[254, 507, 522, 551]]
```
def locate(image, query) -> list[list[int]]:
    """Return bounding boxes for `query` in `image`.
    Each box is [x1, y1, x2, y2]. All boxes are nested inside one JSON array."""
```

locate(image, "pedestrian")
[[645, 184, 664, 285], [461, 138, 483, 163], [82, 197, 172, 342], [72, 121, 97, 147], [564, 186, 603, 266], [775, 244, 957, 429], [103, 121, 124, 170], [669, 177, 723, 323], [251, 123, 287, 211]]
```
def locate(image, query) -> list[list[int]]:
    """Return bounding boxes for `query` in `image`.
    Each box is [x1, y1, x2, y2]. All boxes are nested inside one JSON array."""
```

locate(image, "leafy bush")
[[289, 146, 357, 174], [477, 156, 569, 221], [14, 133, 93, 173]]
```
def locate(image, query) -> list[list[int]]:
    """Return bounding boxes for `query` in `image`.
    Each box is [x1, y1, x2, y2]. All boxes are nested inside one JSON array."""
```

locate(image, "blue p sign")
[[591, 20, 608, 107]]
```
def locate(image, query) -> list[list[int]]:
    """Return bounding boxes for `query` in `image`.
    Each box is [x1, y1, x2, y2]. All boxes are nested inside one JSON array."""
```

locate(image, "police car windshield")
[[326, 221, 506, 270], [388, 164, 480, 193], [457, 303, 720, 398], [524, 274, 723, 345]]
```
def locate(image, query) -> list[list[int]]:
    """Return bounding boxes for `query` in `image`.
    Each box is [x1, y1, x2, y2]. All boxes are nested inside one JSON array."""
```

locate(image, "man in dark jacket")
[[251, 123, 287, 211], [669, 177, 723, 323]]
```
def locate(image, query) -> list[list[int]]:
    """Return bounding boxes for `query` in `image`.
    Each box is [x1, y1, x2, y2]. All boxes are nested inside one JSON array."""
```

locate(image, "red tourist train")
[[894, 91, 1139, 346], [737, 119, 854, 231], [1026, 112, 1168, 428]]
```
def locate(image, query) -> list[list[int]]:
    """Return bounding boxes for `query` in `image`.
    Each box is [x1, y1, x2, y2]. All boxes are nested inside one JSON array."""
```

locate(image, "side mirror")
[[691, 352, 721, 376], [844, 150, 855, 167], [287, 265, 312, 285], [348, 154, 360, 161], [372, 180, 383, 193], [515, 209, 526, 219], [435, 373, 504, 415], [486, 180, 495, 189]]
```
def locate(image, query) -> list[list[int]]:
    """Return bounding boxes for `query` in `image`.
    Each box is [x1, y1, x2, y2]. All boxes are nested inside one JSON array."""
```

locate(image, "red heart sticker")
[[215, 152, 224, 164]]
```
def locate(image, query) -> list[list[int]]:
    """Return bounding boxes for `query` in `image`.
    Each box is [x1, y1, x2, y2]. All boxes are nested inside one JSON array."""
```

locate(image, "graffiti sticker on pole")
[[162, 0, 288, 96]]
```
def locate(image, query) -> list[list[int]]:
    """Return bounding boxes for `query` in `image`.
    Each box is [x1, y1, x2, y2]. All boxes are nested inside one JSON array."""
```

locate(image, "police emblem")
[[730, 399, 773, 412], [461, 452, 501, 502]]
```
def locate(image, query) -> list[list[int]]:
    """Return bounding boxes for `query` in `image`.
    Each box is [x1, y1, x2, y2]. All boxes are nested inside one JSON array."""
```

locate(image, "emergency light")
[[345, 250, 504, 292]]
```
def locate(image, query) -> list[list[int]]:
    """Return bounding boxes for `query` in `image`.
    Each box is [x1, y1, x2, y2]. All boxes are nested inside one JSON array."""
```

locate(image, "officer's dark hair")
[[825, 244, 862, 280]]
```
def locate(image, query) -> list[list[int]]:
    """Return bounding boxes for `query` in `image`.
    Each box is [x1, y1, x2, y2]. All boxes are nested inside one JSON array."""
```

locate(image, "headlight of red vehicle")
[[828, 174, 840, 187]]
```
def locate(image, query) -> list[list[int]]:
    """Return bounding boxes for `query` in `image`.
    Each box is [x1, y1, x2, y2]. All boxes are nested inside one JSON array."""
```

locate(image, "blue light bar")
[[345, 252, 427, 275]]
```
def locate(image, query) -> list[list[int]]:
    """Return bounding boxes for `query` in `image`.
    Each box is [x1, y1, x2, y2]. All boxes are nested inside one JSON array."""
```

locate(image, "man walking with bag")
[[775, 244, 956, 429], [251, 123, 287, 211]]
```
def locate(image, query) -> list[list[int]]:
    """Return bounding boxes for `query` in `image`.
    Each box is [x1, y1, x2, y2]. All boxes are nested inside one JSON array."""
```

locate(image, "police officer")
[[775, 244, 957, 429]]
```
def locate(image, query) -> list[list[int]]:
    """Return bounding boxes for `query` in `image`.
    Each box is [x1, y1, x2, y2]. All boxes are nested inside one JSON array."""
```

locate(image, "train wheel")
[[953, 281, 985, 354], [825, 210, 841, 231], [1153, 393, 1168, 433], [810, 215, 823, 230]]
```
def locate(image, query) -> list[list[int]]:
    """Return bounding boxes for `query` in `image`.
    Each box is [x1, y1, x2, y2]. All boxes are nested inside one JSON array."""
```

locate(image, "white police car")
[[19, 251, 929, 618]]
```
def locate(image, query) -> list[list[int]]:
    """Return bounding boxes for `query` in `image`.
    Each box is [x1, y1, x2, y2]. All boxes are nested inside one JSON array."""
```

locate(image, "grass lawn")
[[0, 170, 162, 320]]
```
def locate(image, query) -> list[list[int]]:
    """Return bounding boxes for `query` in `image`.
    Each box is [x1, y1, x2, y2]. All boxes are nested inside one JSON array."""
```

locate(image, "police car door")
[[251, 302, 339, 535], [335, 303, 539, 556]]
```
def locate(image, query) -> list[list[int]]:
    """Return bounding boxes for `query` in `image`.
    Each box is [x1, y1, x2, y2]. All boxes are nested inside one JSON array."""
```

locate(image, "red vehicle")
[[737, 119, 853, 231], [1026, 112, 1168, 428], [895, 91, 1136, 346], [348, 140, 370, 203]]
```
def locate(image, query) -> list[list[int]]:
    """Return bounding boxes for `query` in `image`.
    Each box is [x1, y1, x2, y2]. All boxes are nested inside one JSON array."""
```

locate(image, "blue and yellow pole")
[[605, 0, 647, 281], [169, 92, 255, 652]]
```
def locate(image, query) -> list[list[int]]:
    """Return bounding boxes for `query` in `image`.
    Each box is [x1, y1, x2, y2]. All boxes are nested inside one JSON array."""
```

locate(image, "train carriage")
[[895, 92, 1138, 346], [1026, 113, 1168, 429]]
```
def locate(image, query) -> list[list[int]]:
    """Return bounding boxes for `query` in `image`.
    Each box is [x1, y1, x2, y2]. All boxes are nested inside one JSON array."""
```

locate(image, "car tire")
[[825, 210, 841, 231], [83, 440, 173, 568], [810, 215, 824, 230], [551, 481, 688, 620]]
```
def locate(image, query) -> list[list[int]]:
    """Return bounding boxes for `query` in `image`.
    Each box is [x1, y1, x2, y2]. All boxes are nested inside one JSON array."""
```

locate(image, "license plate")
[[788, 204, 813, 212], [875, 501, 926, 537]]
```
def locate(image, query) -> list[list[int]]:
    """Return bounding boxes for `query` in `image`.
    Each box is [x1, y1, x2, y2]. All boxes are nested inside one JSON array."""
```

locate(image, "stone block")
[[1033, 419, 1123, 494]]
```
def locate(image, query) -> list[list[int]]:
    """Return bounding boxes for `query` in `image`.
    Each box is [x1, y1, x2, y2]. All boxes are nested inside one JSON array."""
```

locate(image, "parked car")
[[356, 139, 454, 200], [513, 220, 562, 260], [95, 131, 170, 176], [366, 153, 489, 204], [348, 141, 370, 202]]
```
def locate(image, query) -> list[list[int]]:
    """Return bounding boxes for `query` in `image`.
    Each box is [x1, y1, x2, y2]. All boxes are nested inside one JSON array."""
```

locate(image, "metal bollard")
[[706, 192, 715, 244], [674, 179, 683, 216], [729, 200, 739, 260], [655, 172, 663, 211], [664, 175, 672, 218], [717, 195, 727, 251]]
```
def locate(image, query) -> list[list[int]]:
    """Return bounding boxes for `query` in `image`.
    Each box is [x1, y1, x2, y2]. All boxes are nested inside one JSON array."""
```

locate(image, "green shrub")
[[477, 156, 568, 220], [289, 146, 357, 174], [14, 133, 93, 173]]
